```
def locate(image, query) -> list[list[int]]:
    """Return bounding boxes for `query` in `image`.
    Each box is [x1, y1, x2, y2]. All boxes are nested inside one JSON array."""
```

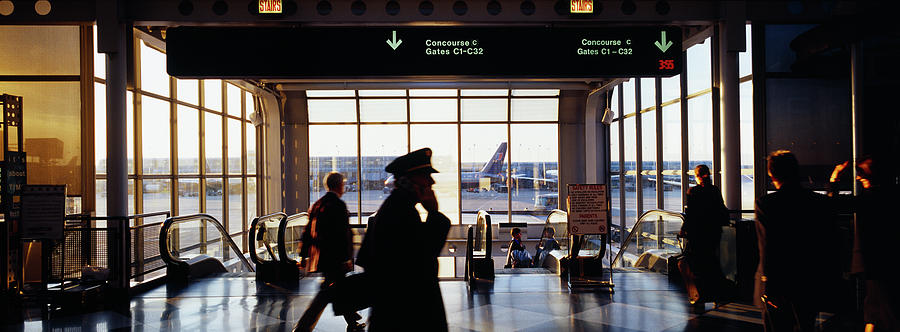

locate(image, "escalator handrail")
[[249, 212, 288, 266], [610, 209, 685, 267], [159, 213, 255, 272], [539, 209, 568, 253], [277, 212, 309, 264], [475, 210, 492, 257]]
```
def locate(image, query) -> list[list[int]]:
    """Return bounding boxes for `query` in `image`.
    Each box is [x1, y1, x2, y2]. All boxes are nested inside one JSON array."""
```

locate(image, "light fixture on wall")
[[249, 110, 264, 126], [34, 0, 51, 15], [0, 0, 14, 16], [601, 108, 615, 125]]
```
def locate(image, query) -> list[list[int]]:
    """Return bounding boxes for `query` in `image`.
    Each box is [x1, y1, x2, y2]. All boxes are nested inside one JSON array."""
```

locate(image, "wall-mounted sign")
[[258, 0, 282, 13], [21, 185, 66, 240], [168, 26, 683, 79], [570, 0, 593, 14], [1, 151, 26, 216], [566, 184, 607, 235]]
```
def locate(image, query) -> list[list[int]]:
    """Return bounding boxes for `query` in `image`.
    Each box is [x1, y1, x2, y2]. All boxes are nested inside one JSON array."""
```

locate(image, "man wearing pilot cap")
[[357, 147, 451, 331]]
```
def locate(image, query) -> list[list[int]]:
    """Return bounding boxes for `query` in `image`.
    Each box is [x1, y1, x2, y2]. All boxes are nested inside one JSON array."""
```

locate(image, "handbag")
[[331, 272, 373, 315]]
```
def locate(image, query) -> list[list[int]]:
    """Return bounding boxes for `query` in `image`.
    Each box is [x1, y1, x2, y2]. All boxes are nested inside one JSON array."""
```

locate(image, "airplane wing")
[[510, 174, 558, 183]]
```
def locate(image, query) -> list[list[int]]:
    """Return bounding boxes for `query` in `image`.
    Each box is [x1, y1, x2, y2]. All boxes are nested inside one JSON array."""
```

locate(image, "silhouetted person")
[[680, 164, 731, 303], [298, 172, 365, 332], [356, 148, 450, 331], [829, 155, 900, 332], [505, 227, 532, 268], [755, 150, 842, 332]]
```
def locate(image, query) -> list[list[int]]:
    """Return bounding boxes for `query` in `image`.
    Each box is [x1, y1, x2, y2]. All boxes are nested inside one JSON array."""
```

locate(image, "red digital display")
[[658, 59, 675, 70]]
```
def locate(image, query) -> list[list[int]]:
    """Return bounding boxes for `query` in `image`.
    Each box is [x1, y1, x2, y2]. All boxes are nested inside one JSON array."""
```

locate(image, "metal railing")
[[159, 213, 254, 273], [249, 212, 287, 265], [54, 211, 171, 285], [278, 212, 309, 264], [542, 209, 569, 251], [611, 209, 685, 267]]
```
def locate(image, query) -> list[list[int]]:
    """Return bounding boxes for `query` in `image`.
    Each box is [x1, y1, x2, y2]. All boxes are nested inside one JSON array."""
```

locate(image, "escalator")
[[465, 211, 494, 286], [249, 212, 306, 282], [159, 213, 255, 283]]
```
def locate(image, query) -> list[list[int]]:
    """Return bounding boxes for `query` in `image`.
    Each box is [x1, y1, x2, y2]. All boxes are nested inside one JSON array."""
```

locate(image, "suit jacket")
[[755, 185, 842, 308], [358, 188, 450, 331], [683, 183, 728, 245], [301, 191, 353, 275]]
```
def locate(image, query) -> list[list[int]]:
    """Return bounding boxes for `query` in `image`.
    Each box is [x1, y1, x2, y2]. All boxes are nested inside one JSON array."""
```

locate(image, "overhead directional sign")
[[167, 26, 682, 79]]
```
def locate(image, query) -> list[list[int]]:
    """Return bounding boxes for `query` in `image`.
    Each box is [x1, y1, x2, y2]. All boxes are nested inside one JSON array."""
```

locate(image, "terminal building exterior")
[[1, 1, 898, 331]]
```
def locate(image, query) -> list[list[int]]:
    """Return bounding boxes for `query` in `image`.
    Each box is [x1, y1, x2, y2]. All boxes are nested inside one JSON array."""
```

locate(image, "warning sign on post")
[[566, 184, 608, 235]]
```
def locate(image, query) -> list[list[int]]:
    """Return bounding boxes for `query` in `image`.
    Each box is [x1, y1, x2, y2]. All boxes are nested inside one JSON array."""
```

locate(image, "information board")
[[21, 185, 66, 240], [566, 184, 608, 235], [167, 26, 682, 79], [1, 151, 26, 220]]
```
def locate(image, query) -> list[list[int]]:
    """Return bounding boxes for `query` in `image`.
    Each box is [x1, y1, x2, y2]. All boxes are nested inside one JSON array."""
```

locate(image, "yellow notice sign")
[[566, 184, 607, 235], [259, 0, 282, 13]]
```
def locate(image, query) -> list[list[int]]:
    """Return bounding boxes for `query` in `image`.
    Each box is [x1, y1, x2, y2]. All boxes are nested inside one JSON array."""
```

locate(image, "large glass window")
[[177, 105, 200, 174], [139, 42, 169, 97], [307, 90, 559, 225], [609, 87, 621, 226], [308, 125, 359, 218], [93, 30, 260, 262], [688, 94, 714, 177], [205, 113, 223, 174], [141, 96, 170, 175], [623, 116, 637, 227], [687, 38, 712, 94], [641, 110, 657, 211], [609, 25, 752, 227], [411, 125, 459, 224], [461, 124, 509, 223], [662, 102, 682, 211], [360, 125, 407, 216], [510, 124, 558, 223]]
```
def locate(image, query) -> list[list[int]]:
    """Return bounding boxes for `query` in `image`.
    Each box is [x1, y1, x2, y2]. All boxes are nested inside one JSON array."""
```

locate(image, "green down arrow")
[[654, 31, 673, 53], [386, 30, 403, 50]]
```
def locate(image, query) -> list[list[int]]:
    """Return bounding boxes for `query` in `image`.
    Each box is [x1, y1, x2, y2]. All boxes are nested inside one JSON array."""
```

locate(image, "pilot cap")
[[385, 148, 439, 176]]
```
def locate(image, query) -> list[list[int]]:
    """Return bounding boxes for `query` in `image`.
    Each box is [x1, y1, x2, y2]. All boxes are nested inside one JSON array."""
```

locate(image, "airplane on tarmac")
[[383, 142, 558, 193]]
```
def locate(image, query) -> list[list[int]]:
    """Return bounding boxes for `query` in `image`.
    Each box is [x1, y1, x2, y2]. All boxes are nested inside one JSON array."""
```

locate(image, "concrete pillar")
[[584, 91, 607, 184], [101, 23, 129, 290], [718, 21, 743, 211], [558, 90, 587, 208]]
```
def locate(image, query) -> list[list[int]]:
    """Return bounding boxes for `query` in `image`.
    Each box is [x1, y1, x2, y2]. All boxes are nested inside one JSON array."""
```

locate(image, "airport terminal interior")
[[1, 0, 898, 331]]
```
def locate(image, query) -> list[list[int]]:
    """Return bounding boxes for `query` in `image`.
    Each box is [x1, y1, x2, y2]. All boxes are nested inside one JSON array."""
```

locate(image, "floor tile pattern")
[[4, 271, 763, 331]]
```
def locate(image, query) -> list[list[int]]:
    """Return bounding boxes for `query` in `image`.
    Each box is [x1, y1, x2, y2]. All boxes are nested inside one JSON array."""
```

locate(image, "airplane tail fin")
[[479, 142, 508, 175]]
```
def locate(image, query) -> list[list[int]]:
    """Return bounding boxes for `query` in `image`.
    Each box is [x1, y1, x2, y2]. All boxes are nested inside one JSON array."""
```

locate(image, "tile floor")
[[4, 270, 763, 331]]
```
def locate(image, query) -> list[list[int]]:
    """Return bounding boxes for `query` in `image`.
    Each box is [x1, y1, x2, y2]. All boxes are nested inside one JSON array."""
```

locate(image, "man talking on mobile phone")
[[357, 147, 451, 331]]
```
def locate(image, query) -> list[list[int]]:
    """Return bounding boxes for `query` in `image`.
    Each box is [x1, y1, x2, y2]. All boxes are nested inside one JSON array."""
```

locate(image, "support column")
[[718, 21, 744, 212], [99, 1, 130, 289], [584, 91, 606, 184]]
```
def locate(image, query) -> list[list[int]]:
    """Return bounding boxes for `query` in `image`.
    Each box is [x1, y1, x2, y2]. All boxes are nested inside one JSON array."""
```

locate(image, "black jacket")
[[755, 185, 842, 307], [682, 183, 728, 244], [358, 188, 450, 331], [301, 191, 353, 275]]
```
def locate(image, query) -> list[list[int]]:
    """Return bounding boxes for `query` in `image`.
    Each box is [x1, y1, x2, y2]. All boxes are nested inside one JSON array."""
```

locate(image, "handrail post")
[[135, 216, 144, 282], [656, 215, 664, 249]]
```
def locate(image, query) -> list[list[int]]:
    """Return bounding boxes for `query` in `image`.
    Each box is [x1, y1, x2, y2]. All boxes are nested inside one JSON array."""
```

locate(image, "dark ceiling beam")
[[1, 1, 878, 28]]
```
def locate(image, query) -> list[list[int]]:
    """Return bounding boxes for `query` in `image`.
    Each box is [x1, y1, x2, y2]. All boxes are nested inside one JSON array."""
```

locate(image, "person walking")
[[829, 155, 899, 332], [356, 148, 451, 331], [755, 150, 842, 332], [298, 171, 365, 332], [680, 164, 732, 304]]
